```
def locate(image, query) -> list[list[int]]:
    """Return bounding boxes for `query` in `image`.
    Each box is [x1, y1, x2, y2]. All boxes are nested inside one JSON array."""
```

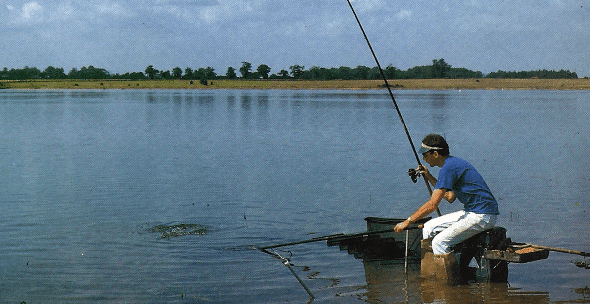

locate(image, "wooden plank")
[[484, 248, 549, 263]]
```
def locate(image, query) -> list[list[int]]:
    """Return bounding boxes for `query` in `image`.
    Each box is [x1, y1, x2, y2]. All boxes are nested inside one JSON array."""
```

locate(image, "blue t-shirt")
[[434, 156, 499, 215]]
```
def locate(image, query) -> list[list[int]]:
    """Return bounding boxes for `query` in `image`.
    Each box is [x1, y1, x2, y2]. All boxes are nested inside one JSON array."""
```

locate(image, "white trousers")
[[423, 210, 497, 254]]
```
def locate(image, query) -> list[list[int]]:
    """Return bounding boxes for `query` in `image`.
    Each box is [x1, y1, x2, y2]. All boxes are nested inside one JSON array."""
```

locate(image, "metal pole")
[[404, 230, 409, 273]]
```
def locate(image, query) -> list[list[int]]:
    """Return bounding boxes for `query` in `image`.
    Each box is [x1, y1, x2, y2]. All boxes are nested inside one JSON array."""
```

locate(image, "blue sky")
[[2, 0, 589, 76]]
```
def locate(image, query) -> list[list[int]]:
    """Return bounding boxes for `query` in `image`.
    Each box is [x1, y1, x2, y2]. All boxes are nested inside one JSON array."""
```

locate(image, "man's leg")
[[422, 210, 466, 239], [431, 213, 496, 254]]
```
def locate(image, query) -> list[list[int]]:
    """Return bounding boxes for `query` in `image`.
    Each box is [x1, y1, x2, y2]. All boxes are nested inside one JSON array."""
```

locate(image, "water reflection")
[[362, 260, 420, 303], [146, 91, 157, 103], [240, 94, 252, 110], [362, 259, 551, 304], [256, 93, 270, 129], [427, 92, 450, 132]]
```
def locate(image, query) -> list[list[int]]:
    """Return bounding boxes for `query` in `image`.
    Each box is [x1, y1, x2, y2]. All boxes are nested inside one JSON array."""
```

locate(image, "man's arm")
[[420, 165, 456, 203], [420, 165, 437, 186], [394, 188, 446, 232], [443, 190, 456, 203]]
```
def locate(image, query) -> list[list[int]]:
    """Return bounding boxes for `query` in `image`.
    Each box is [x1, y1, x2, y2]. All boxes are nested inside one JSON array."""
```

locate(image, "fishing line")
[[345, 0, 440, 215]]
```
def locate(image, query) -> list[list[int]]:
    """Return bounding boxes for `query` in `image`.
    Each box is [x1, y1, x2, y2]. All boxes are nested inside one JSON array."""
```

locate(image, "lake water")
[[0, 89, 588, 303]]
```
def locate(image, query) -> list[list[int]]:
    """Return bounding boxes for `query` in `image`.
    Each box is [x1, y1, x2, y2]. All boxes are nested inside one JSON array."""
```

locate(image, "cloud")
[[21, 2, 43, 20], [395, 9, 412, 20], [3, 1, 44, 26], [350, 0, 386, 12], [95, 2, 132, 17], [157, 0, 219, 4]]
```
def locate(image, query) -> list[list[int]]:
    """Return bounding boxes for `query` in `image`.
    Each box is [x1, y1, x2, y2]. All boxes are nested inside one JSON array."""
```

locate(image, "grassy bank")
[[1, 78, 589, 90]]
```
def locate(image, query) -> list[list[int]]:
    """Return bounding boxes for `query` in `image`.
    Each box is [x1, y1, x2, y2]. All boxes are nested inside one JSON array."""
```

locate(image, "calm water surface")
[[0, 89, 588, 303]]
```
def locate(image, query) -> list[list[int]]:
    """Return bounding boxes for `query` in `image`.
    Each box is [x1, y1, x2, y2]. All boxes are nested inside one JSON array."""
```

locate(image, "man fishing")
[[394, 134, 499, 278]]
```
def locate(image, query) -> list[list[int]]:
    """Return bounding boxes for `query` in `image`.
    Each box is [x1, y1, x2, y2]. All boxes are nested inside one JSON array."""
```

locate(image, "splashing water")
[[150, 223, 208, 238]]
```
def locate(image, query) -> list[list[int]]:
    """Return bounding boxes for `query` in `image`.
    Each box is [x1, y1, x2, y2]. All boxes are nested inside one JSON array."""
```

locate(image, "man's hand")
[[418, 165, 430, 176], [418, 164, 438, 187], [417, 164, 427, 173], [394, 219, 410, 232]]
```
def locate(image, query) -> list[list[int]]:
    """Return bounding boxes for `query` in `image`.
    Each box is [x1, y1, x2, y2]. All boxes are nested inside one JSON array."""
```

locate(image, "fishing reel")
[[407, 168, 423, 183]]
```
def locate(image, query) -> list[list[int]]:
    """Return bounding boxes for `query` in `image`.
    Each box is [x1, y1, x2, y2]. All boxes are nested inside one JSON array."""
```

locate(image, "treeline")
[[0, 59, 578, 81], [486, 69, 578, 79]]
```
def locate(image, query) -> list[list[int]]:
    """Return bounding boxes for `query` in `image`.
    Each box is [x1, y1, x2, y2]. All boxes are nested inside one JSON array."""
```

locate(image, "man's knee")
[[422, 220, 437, 239], [431, 234, 451, 254]]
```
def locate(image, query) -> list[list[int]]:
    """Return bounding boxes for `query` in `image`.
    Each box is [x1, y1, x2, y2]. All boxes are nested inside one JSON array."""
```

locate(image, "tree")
[[172, 67, 183, 79], [204, 67, 216, 79], [277, 69, 290, 79], [305, 66, 323, 80], [226, 67, 237, 79], [41, 66, 66, 79], [431, 58, 451, 78], [485, 69, 577, 79], [336, 66, 353, 79], [25, 66, 41, 79], [194, 68, 205, 80], [448, 67, 483, 79], [368, 67, 382, 80], [383, 64, 399, 79], [67, 66, 109, 79], [257, 64, 271, 79], [405, 65, 431, 79], [4, 66, 42, 79], [352, 65, 371, 79], [145, 65, 158, 79], [184, 67, 194, 79], [239, 62, 252, 79], [289, 65, 305, 79], [120, 71, 146, 80], [68, 67, 79, 79], [159, 70, 171, 79]]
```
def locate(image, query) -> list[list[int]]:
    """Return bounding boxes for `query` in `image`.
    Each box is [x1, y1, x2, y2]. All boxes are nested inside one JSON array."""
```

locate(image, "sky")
[[1, 0, 589, 77]]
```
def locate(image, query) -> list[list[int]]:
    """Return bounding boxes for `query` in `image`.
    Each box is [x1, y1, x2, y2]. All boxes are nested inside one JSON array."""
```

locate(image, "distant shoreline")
[[2, 78, 589, 90]]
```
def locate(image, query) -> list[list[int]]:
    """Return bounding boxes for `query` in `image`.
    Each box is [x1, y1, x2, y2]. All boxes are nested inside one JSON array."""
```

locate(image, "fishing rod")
[[345, 0, 440, 216]]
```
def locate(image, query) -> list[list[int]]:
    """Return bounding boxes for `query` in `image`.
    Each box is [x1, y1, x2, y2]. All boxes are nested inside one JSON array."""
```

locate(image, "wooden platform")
[[484, 247, 550, 263]]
